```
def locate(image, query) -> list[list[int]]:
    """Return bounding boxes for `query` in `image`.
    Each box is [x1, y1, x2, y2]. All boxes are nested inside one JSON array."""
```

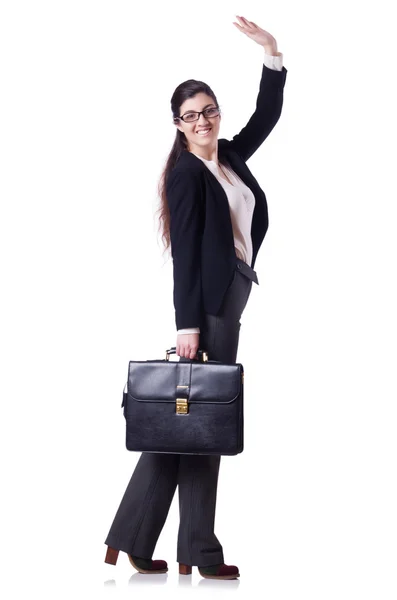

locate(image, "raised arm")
[[221, 16, 288, 161], [166, 168, 205, 331], [221, 59, 287, 162]]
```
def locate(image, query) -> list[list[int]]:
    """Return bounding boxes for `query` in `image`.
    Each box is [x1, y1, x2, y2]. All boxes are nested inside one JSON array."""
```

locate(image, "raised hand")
[[233, 15, 278, 52]]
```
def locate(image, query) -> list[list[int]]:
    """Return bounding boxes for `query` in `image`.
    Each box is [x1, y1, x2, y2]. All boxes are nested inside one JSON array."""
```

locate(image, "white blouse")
[[190, 156, 256, 267], [177, 49, 283, 336]]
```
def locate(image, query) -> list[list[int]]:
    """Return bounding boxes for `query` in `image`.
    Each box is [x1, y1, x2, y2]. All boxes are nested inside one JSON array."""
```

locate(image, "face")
[[175, 93, 221, 152]]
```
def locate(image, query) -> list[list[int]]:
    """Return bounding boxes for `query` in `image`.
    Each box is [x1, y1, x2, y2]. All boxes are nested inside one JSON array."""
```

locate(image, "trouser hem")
[[104, 534, 152, 560], [176, 553, 225, 567]]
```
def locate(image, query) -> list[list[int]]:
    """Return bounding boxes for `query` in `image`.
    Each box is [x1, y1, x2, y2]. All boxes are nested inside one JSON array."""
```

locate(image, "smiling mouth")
[[196, 128, 212, 136]]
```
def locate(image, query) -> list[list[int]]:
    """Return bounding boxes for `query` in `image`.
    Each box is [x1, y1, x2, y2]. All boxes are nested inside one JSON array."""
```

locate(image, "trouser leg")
[[176, 269, 253, 566], [177, 453, 224, 566], [104, 452, 179, 558]]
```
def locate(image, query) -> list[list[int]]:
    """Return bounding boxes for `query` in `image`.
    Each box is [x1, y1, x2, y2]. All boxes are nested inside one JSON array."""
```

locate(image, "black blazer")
[[166, 62, 288, 331]]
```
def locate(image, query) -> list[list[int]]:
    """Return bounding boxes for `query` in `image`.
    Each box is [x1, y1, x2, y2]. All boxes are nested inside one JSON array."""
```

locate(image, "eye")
[[203, 107, 219, 117]]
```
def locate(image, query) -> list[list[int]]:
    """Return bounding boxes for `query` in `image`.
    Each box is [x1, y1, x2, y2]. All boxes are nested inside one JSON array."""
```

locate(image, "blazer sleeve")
[[166, 168, 205, 331], [222, 62, 288, 162]]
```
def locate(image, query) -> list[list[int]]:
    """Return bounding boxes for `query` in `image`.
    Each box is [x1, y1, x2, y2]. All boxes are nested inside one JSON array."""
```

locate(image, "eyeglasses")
[[178, 106, 221, 123]]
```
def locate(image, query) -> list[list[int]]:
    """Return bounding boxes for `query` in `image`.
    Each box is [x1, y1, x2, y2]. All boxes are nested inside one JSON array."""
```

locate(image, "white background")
[[1, 1, 396, 598]]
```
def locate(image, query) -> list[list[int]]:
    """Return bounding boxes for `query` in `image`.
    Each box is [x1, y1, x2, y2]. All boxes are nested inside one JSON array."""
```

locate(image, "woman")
[[104, 15, 287, 580]]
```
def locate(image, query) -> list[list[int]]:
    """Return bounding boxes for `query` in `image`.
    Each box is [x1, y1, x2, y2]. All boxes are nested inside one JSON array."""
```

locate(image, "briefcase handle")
[[165, 346, 209, 362]]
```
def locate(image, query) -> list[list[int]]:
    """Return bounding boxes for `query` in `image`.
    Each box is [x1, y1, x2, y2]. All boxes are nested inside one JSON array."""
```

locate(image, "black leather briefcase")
[[121, 347, 244, 456]]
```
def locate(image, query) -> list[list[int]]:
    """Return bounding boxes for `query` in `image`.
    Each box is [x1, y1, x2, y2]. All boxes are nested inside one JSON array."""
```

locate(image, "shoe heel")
[[179, 563, 192, 575], [105, 546, 119, 565]]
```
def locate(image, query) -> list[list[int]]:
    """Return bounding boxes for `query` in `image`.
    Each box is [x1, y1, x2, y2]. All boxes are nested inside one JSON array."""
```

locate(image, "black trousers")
[[104, 258, 258, 567]]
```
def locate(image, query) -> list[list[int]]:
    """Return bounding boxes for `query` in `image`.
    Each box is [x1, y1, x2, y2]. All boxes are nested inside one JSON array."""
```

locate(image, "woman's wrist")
[[263, 45, 279, 56]]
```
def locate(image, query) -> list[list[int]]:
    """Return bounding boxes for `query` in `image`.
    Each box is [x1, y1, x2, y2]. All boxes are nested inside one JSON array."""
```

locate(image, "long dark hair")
[[156, 77, 230, 257]]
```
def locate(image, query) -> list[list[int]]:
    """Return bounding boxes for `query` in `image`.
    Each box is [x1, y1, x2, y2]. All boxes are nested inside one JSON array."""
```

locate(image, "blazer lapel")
[[181, 149, 235, 247]]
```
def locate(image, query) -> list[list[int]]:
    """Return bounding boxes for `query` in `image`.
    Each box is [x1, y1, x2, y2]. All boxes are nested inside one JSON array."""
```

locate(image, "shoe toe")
[[217, 564, 239, 577], [151, 559, 168, 570]]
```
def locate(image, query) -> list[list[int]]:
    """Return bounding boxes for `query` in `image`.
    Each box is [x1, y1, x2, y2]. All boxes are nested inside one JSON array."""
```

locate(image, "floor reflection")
[[128, 572, 168, 585], [103, 573, 240, 588], [178, 573, 192, 586], [197, 578, 240, 589]]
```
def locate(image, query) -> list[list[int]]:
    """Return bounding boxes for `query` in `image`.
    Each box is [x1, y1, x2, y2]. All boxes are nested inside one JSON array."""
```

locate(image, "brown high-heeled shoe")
[[104, 546, 168, 574], [179, 562, 240, 580]]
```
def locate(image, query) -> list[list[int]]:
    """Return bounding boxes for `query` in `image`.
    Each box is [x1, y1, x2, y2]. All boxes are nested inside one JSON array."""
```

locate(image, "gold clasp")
[[176, 398, 188, 414]]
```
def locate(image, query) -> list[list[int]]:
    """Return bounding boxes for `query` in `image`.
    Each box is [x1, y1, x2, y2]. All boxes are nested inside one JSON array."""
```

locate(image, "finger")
[[233, 23, 250, 37], [234, 15, 247, 28], [233, 22, 246, 33], [238, 15, 254, 30]]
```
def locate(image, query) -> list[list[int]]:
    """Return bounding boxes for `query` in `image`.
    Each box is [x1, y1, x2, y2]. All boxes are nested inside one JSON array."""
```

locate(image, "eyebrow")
[[181, 103, 215, 116]]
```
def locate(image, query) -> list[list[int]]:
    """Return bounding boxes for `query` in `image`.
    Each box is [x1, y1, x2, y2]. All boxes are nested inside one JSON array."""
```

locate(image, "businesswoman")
[[104, 15, 287, 580]]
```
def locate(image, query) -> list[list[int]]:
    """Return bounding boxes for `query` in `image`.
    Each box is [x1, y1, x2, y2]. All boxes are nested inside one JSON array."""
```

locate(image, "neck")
[[188, 142, 219, 164]]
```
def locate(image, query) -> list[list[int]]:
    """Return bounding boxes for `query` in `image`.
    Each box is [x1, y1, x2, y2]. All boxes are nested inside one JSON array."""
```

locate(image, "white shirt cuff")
[[263, 49, 283, 71], [177, 327, 201, 335]]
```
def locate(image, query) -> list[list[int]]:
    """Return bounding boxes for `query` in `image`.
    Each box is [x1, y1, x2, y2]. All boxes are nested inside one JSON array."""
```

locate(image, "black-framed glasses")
[[177, 106, 221, 123]]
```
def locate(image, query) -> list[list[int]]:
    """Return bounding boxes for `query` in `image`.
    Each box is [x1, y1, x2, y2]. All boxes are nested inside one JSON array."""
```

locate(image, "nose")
[[197, 113, 210, 126]]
